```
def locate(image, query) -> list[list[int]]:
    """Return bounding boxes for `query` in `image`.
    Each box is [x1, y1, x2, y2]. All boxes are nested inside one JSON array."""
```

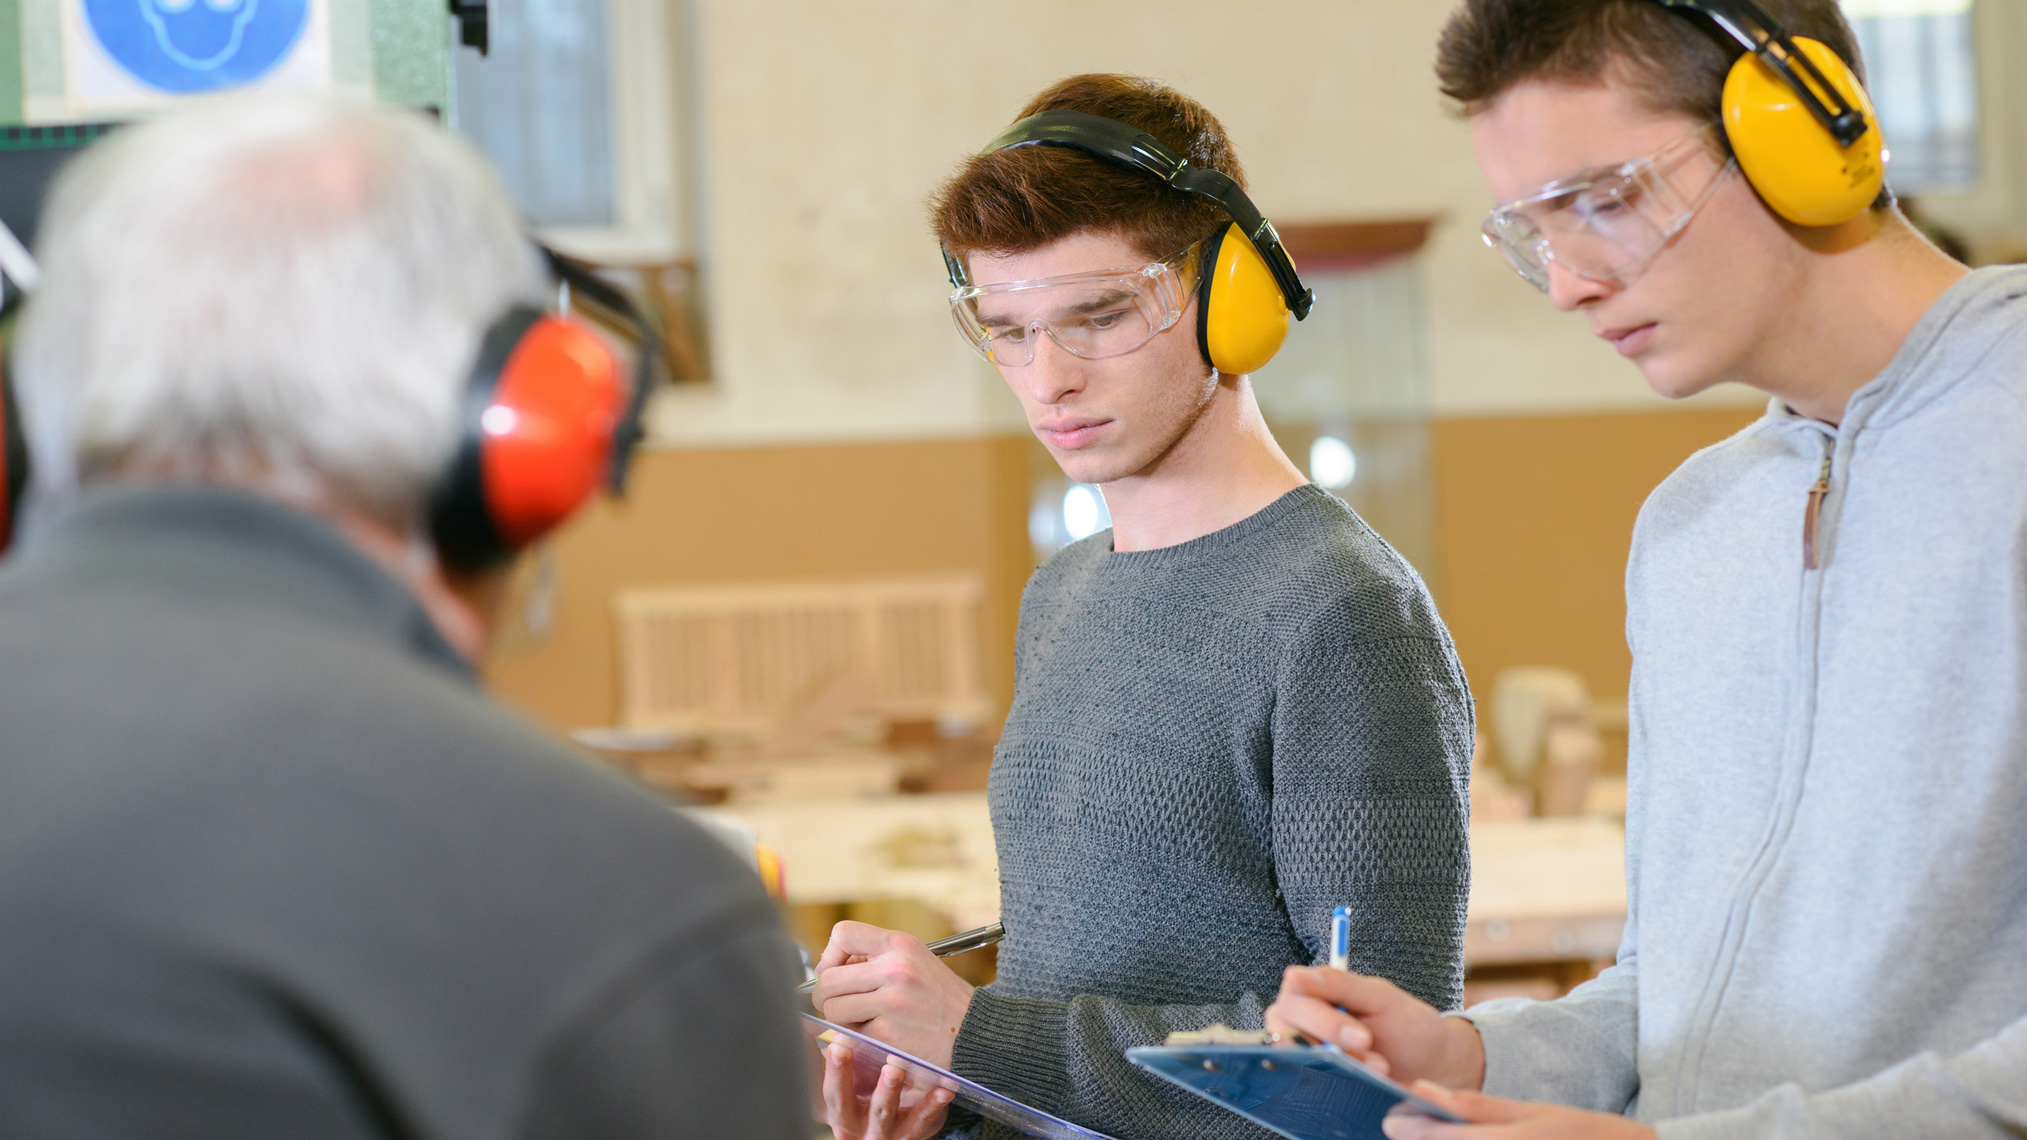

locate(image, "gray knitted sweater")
[[950, 484, 1473, 1140]]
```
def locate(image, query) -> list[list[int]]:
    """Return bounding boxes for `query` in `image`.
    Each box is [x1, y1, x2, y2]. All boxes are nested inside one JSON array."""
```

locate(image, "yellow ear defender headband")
[[1653, 0, 1885, 226], [942, 109, 1315, 376]]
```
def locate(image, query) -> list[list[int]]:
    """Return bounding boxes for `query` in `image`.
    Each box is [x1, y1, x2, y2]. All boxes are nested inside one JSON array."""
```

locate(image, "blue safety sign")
[[83, 0, 310, 93]]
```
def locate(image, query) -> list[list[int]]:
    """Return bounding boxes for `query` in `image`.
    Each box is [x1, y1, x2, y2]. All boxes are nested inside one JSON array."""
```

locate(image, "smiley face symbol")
[[83, 0, 308, 92]]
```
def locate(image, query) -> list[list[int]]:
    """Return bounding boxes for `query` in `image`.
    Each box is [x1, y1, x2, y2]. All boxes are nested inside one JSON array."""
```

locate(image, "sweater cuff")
[[949, 988, 1071, 1114], [1463, 1000, 1549, 1100], [1461, 997, 1636, 1109]]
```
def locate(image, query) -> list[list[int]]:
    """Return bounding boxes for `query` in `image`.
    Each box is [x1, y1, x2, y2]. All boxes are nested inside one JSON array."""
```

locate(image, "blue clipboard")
[[802, 1014, 1120, 1140], [1125, 1044, 1462, 1140]]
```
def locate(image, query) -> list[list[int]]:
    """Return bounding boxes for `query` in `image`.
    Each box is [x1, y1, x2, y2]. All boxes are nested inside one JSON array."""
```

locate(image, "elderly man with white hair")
[[0, 95, 807, 1138]]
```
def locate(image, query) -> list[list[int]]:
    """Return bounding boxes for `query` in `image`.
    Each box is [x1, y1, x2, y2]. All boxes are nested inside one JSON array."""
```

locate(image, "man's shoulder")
[[1024, 488, 1443, 645], [1254, 492, 1450, 652], [0, 569, 744, 917], [1243, 487, 1430, 613], [1634, 409, 1790, 532], [0, 582, 782, 1139]]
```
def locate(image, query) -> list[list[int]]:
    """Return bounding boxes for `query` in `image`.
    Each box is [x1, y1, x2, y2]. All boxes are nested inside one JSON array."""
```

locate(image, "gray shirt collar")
[[10, 484, 473, 679]]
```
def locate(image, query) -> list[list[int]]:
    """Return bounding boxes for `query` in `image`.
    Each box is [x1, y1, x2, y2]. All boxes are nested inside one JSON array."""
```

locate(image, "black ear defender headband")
[[945, 108, 1315, 375], [0, 248, 658, 567], [1650, 0, 1885, 225]]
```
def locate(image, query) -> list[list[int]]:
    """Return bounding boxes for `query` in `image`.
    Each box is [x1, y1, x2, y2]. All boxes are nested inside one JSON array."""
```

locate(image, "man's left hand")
[[813, 921, 977, 1069], [1381, 1083, 1657, 1140]]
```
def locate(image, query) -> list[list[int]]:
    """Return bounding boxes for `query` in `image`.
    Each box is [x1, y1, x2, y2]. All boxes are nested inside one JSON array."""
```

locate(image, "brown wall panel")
[[485, 408, 1765, 735], [1430, 406, 1763, 705], [483, 436, 1038, 731]]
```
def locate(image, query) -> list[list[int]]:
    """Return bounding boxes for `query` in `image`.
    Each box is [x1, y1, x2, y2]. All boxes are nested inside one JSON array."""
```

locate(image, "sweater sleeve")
[[1651, 1018, 2027, 1139], [1270, 624, 1473, 1012], [1465, 936, 1642, 1111]]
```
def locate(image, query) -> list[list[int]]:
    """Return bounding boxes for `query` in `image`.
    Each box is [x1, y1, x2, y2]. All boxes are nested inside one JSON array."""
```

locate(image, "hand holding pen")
[[1266, 906, 1487, 1090], [806, 920, 999, 1072], [798, 921, 1003, 994]]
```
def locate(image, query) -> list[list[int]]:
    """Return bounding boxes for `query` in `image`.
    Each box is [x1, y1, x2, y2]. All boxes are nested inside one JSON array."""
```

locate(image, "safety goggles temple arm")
[[539, 244, 658, 494], [1658, 0, 1867, 146]]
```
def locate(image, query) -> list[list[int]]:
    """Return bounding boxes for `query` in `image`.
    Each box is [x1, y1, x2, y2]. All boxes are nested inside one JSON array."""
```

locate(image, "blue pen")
[[1329, 906, 1352, 971]]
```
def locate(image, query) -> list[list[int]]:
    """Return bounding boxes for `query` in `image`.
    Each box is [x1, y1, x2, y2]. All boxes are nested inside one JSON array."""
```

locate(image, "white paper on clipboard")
[[802, 1014, 1119, 1140]]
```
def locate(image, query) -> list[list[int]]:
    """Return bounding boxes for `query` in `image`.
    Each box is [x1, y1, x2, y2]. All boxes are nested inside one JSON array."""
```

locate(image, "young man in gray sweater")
[[1270, 2, 2027, 1139], [811, 74, 1475, 1140]]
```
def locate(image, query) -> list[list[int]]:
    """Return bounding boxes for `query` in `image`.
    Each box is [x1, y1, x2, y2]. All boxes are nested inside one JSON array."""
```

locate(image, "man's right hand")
[[1265, 966, 1487, 1091]]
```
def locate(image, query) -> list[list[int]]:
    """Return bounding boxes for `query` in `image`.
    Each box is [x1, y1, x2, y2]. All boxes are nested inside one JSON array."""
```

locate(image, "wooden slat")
[[614, 575, 989, 734]]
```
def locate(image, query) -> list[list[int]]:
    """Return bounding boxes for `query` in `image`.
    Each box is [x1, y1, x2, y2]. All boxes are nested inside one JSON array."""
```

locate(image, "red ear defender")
[[429, 306, 628, 572]]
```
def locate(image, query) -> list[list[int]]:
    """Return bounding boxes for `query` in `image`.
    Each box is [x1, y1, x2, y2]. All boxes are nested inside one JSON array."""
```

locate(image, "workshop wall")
[[488, 406, 1764, 731], [478, 0, 1899, 730], [643, 0, 1766, 454]]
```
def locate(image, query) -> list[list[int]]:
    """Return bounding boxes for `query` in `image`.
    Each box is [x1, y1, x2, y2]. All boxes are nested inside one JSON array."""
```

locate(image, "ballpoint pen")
[[1329, 906, 1352, 971], [797, 920, 1005, 994]]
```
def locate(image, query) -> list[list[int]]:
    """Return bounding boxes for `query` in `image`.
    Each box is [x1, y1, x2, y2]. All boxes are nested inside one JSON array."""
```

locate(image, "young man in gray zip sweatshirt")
[[1267, 2, 2027, 1139]]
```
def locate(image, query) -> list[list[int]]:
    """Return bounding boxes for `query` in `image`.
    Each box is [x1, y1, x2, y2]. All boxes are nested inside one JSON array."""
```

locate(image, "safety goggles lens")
[[1481, 130, 1732, 294], [950, 255, 1190, 367]]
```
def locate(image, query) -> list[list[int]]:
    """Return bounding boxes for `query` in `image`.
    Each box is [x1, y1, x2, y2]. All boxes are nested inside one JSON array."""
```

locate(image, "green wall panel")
[[371, 0, 449, 112]]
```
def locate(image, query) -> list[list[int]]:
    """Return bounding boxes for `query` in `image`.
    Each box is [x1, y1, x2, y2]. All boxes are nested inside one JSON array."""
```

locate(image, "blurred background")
[[5, 0, 2018, 1009]]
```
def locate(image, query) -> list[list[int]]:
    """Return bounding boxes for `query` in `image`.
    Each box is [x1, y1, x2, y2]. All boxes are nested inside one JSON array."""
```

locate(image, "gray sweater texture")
[[951, 484, 1473, 1140], [1468, 266, 2027, 1136]]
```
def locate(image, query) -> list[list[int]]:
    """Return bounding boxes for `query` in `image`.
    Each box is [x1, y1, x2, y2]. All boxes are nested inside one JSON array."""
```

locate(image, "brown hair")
[[1436, 0, 1889, 208], [1436, 0, 1867, 128], [930, 73, 1243, 265]]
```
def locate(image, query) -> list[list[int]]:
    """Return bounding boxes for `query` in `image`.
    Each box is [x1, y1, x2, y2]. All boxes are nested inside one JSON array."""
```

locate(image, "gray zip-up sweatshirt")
[[1465, 266, 2027, 1137]]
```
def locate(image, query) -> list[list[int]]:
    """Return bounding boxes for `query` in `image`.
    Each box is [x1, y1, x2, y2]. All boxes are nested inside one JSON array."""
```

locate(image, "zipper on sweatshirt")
[[1673, 433, 1840, 1111], [1803, 455, 1834, 570]]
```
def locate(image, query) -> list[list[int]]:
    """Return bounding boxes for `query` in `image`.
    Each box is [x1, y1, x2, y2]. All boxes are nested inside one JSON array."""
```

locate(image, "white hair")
[[12, 93, 545, 528]]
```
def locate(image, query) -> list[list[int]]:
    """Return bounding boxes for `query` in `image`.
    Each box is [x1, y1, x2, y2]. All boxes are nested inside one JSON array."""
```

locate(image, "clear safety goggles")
[[949, 245, 1199, 367], [1481, 128, 1738, 293]]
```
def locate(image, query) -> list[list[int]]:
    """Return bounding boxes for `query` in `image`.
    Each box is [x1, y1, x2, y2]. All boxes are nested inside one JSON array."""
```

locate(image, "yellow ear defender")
[[1196, 222, 1293, 376], [948, 108, 1315, 375], [1656, 1, 1885, 227], [1722, 36, 1883, 226]]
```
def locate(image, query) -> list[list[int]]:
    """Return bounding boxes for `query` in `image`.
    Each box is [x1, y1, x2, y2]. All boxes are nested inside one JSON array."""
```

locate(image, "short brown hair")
[[1436, 0, 1866, 129], [930, 73, 1243, 265]]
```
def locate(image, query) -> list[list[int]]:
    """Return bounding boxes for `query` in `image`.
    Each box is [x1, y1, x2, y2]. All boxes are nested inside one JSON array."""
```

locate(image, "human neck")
[[1101, 373, 1306, 553], [325, 507, 490, 660], [1739, 213, 1968, 425]]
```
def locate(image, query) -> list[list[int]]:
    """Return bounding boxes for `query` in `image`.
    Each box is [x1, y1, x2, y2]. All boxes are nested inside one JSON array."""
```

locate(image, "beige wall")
[[644, 0, 1766, 455]]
